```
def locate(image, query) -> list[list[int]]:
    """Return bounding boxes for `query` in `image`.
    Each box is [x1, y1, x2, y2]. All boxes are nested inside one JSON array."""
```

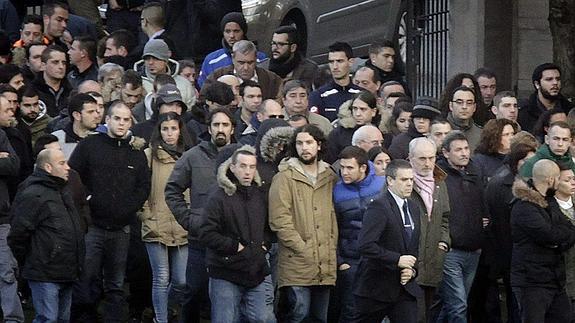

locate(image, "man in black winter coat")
[[510, 159, 575, 323], [9, 148, 84, 323], [68, 101, 150, 323], [200, 146, 275, 322]]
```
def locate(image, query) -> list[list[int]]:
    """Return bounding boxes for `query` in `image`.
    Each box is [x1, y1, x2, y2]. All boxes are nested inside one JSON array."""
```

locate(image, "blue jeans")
[[284, 285, 331, 323], [335, 262, 358, 322], [0, 224, 24, 323], [437, 248, 481, 323], [209, 276, 276, 323], [179, 245, 209, 323], [29, 281, 73, 323], [145, 242, 188, 323], [72, 225, 130, 323]]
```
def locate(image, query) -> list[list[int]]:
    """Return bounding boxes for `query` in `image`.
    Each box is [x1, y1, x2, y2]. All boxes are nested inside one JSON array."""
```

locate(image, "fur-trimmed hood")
[[336, 99, 385, 131], [512, 178, 548, 208], [258, 126, 294, 162], [216, 145, 262, 196]]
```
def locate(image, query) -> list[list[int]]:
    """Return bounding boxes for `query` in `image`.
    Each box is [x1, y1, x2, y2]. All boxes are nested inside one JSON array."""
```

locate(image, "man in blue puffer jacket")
[[332, 146, 385, 322]]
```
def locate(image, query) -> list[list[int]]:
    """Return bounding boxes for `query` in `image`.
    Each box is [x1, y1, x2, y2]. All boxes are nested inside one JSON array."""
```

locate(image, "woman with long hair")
[[473, 118, 519, 179], [141, 112, 194, 323]]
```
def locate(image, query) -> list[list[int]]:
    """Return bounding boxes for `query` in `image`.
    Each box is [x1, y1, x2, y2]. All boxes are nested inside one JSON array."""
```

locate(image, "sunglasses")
[[268, 115, 285, 119]]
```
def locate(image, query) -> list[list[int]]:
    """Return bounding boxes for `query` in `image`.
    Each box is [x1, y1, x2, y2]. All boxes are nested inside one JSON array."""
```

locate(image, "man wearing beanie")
[[198, 12, 267, 88], [389, 97, 440, 159], [135, 39, 195, 111]]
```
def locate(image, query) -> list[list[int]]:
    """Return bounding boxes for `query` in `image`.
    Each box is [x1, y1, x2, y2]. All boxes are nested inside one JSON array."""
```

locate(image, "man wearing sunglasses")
[[239, 99, 284, 145]]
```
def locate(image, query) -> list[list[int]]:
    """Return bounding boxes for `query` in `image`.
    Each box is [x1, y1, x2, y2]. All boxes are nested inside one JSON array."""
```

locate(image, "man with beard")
[[269, 124, 338, 322], [511, 159, 575, 322], [51, 94, 100, 159], [17, 86, 52, 146], [197, 12, 266, 88], [32, 45, 72, 118], [165, 107, 235, 323], [259, 25, 318, 87], [518, 63, 573, 133]]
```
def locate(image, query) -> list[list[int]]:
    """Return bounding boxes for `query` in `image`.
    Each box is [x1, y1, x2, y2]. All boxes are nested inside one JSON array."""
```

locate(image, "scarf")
[[447, 112, 472, 131], [414, 172, 435, 220], [269, 52, 302, 78]]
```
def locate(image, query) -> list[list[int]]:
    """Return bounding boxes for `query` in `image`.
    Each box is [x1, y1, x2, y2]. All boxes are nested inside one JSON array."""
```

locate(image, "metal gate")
[[405, 0, 450, 99]]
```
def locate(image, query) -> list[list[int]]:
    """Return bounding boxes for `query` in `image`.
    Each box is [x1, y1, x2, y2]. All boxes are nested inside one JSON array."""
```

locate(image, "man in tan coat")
[[269, 124, 338, 323]]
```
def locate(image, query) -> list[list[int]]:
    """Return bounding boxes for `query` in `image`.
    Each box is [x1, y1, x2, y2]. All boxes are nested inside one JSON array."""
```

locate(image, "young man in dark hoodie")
[[200, 146, 275, 322], [68, 101, 150, 322]]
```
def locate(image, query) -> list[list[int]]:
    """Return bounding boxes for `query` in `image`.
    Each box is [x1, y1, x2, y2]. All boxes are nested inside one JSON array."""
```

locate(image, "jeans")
[[0, 224, 24, 323], [179, 245, 209, 323], [284, 285, 331, 323], [145, 242, 188, 323], [437, 248, 481, 323], [335, 262, 358, 322], [72, 225, 130, 323], [29, 281, 73, 323], [209, 276, 276, 323]]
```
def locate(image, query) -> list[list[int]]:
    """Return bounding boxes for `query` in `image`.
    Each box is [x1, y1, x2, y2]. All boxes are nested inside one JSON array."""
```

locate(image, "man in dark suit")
[[352, 159, 422, 323]]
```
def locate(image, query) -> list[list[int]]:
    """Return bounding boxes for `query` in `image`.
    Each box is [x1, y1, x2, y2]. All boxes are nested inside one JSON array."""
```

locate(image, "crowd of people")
[[0, 1, 574, 323]]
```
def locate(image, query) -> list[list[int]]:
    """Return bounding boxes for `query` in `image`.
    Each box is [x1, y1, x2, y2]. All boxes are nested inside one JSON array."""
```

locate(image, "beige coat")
[[269, 157, 338, 288], [140, 148, 188, 246]]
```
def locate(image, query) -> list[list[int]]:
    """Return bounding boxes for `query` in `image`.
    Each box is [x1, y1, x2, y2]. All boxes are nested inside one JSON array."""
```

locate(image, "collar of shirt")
[[556, 196, 574, 210], [150, 29, 166, 40], [234, 68, 258, 83]]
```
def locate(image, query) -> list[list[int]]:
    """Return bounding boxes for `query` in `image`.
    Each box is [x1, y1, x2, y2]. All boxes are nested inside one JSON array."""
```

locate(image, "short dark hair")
[[73, 36, 97, 63], [19, 86, 38, 101], [283, 79, 309, 97], [142, 2, 165, 28], [122, 70, 142, 88], [68, 93, 97, 120], [441, 130, 468, 152], [0, 84, 17, 97], [449, 85, 475, 101], [290, 124, 326, 160], [368, 146, 391, 162], [107, 29, 138, 54], [493, 91, 516, 107], [532, 63, 561, 85], [41, 45, 66, 63], [21, 14, 43, 29], [178, 59, 196, 73], [548, 120, 572, 134], [239, 80, 261, 97], [231, 149, 256, 165], [328, 41, 353, 59], [474, 67, 497, 80], [25, 42, 47, 61], [42, 1, 69, 17], [33, 134, 59, 159], [201, 81, 235, 106], [153, 74, 176, 92], [339, 146, 369, 168], [385, 159, 411, 179], [274, 25, 299, 46], [106, 100, 130, 117], [207, 107, 235, 127], [369, 40, 395, 55], [0, 64, 21, 85]]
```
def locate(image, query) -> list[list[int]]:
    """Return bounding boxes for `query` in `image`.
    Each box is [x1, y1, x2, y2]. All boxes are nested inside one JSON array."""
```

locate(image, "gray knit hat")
[[142, 39, 171, 61], [412, 96, 440, 120]]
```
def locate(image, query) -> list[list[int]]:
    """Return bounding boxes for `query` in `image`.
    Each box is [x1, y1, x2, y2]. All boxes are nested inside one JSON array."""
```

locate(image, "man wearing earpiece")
[[518, 63, 574, 133]]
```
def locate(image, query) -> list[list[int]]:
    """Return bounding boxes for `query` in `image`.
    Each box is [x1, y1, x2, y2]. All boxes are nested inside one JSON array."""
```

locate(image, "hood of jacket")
[[512, 178, 548, 208], [278, 157, 333, 180], [216, 145, 262, 196], [258, 126, 294, 163], [93, 124, 146, 151], [134, 58, 180, 81]]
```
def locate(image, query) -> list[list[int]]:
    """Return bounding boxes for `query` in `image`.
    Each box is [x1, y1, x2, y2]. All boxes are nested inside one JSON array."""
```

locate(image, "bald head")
[[352, 125, 384, 152], [532, 159, 560, 182], [257, 99, 283, 121], [36, 148, 55, 171], [78, 80, 102, 94]]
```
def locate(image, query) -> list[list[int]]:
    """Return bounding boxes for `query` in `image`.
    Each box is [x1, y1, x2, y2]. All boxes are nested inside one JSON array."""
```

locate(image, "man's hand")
[[237, 243, 244, 252], [339, 263, 351, 271], [109, 0, 122, 10], [438, 242, 448, 252], [400, 268, 414, 285], [482, 217, 490, 228], [398, 255, 416, 269], [0, 152, 9, 158]]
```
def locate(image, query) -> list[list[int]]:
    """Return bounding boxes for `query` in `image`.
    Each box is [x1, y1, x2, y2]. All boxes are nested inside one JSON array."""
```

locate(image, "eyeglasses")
[[451, 99, 475, 106], [268, 115, 285, 119], [271, 41, 291, 47]]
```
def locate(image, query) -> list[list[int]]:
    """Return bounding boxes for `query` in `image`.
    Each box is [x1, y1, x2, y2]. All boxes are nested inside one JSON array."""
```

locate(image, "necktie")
[[402, 200, 413, 240]]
